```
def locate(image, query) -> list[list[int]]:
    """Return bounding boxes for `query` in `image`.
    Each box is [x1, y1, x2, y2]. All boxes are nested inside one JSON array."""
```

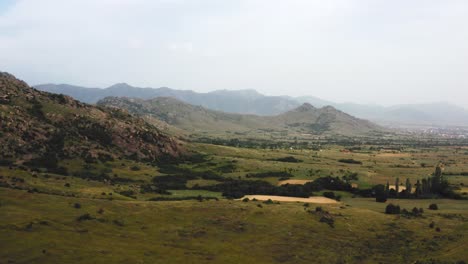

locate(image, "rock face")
[[0, 72, 183, 165]]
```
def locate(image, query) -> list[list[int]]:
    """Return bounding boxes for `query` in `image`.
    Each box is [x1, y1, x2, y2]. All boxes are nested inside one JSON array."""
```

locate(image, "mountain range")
[[35, 83, 468, 127], [97, 96, 383, 137]]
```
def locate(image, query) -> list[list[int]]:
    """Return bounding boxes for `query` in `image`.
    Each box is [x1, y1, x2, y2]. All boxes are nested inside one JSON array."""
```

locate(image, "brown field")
[[277, 179, 312, 186], [242, 195, 339, 204]]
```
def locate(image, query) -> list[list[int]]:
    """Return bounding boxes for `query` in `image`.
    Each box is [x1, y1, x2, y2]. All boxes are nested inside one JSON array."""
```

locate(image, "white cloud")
[[0, 0, 467, 107]]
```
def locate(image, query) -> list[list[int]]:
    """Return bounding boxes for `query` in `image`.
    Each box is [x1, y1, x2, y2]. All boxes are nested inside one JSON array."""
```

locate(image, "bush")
[[113, 219, 125, 226], [428, 203, 439, 210], [242, 198, 250, 202], [130, 166, 141, 171], [271, 156, 303, 163], [375, 196, 387, 203], [323, 191, 335, 199], [73, 203, 81, 209], [385, 203, 400, 214], [411, 207, 423, 217], [118, 190, 136, 199], [319, 215, 335, 228], [76, 213, 93, 221], [338, 159, 362, 165]]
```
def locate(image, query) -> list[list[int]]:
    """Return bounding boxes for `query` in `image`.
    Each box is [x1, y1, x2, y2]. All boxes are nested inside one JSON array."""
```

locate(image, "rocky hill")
[[35, 83, 300, 116], [0, 73, 183, 167], [98, 97, 383, 137]]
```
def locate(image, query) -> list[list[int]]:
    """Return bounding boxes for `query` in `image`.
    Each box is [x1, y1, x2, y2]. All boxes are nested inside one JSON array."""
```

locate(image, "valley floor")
[[2, 143, 468, 263]]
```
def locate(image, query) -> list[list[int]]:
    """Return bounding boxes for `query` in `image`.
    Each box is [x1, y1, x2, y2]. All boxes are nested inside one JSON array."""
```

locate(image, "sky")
[[0, 0, 467, 107]]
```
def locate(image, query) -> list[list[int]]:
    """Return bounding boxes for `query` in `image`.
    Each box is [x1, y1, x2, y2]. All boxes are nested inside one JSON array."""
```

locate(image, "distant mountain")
[[36, 83, 468, 126], [0, 73, 183, 166], [97, 97, 383, 137], [36, 84, 300, 116], [330, 102, 468, 127]]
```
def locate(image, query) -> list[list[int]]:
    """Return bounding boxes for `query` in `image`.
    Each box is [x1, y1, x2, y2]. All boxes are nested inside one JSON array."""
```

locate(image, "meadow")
[[1, 141, 468, 263]]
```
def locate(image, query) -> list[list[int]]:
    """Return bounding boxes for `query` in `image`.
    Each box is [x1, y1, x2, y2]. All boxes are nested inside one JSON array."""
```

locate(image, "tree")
[[395, 177, 400, 197], [374, 184, 387, 203], [415, 180, 422, 197], [421, 178, 428, 195], [405, 178, 412, 196], [431, 166, 443, 193]]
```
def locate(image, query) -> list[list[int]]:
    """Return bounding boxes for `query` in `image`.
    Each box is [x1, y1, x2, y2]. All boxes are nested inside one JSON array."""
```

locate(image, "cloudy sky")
[[0, 0, 467, 107]]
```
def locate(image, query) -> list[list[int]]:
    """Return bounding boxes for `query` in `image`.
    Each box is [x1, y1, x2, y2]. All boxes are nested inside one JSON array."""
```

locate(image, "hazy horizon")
[[1, 0, 467, 108], [34, 81, 468, 109]]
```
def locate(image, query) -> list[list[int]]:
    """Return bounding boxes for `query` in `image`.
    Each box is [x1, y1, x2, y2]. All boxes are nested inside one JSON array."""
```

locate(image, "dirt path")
[[241, 195, 338, 204]]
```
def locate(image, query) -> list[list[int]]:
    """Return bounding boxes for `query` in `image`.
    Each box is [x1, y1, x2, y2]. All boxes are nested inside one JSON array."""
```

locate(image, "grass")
[[1, 187, 467, 264], [2, 142, 468, 263]]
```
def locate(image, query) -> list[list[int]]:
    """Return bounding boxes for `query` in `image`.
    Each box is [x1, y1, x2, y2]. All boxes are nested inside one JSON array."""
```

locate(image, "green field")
[[1, 142, 468, 263]]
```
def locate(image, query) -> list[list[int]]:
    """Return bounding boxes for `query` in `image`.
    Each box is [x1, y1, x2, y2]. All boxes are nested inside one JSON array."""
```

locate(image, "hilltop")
[[36, 83, 299, 116], [0, 72, 183, 167], [36, 83, 468, 126], [97, 97, 383, 137]]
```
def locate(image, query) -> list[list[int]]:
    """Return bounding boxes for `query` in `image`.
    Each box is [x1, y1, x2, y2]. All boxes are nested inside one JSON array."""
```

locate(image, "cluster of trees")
[[374, 165, 460, 202], [201, 176, 353, 199], [201, 179, 311, 199]]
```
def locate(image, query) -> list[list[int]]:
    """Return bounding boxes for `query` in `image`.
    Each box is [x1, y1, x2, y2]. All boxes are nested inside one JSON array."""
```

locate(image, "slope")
[[0, 72, 183, 166], [97, 97, 383, 137]]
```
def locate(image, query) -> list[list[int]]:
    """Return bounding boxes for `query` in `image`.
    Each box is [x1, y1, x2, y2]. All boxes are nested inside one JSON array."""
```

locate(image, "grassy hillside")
[[1, 187, 467, 264], [3, 73, 468, 264], [1, 138, 468, 263], [97, 97, 384, 138]]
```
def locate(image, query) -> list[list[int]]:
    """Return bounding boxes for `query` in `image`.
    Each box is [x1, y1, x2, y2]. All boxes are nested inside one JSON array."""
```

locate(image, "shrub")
[[113, 219, 125, 226], [411, 207, 422, 217], [338, 159, 362, 165], [118, 190, 136, 199], [319, 215, 335, 228], [130, 166, 141, 171], [323, 191, 335, 199], [428, 203, 439, 210], [76, 213, 93, 221], [375, 196, 387, 203], [73, 203, 81, 209], [429, 221, 435, 228], [272, 156, 303, 163], [242, 198, 250, 202], [385, 204, 400, 214], [315, 206, 323, 212]]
